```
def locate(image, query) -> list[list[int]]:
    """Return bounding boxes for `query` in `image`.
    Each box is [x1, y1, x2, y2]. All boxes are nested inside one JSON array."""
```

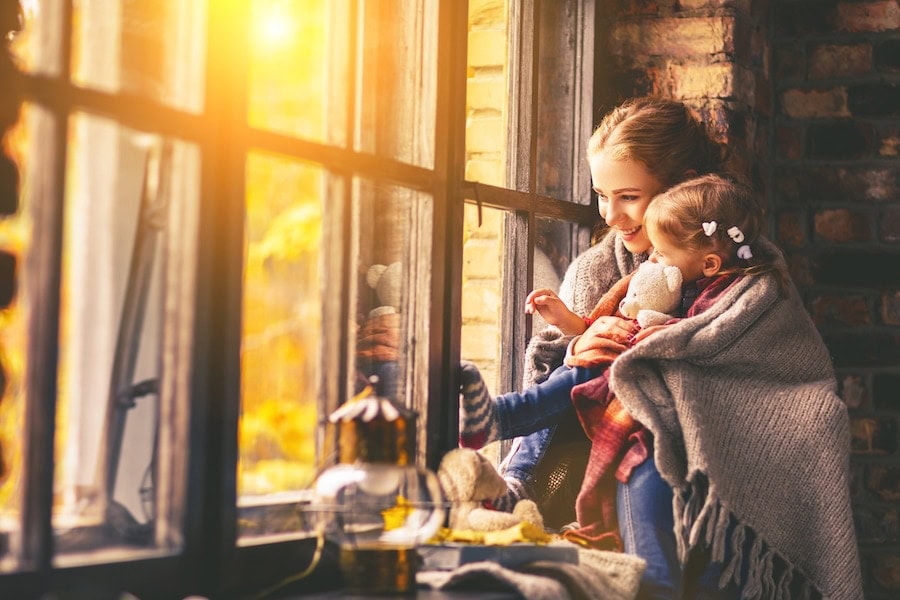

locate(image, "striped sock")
[[492, 476, 529, 513], [458, 361, 500, 449]]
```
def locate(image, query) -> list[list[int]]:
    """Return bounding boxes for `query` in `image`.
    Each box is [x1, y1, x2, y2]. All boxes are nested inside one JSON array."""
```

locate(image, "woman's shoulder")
[[558, 233, 647, 315]]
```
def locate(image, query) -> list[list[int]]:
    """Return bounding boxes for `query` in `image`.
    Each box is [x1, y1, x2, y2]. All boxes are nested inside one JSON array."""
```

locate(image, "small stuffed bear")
[[437, 448, 544, 532], [618, 261, 682, 328], [366, 262, 402, 318]]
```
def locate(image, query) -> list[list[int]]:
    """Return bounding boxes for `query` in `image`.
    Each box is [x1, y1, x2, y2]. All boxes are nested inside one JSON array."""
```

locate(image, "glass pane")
[[238, 152, 322, 534], [0, 101, 37, 572], [354, 0, 437, 168], [465, 0, 509, 187], [52, 112, 199, 564], [9, 0, 66, 77], [247, 0, 350, 146], [71, 0, 207, 112]]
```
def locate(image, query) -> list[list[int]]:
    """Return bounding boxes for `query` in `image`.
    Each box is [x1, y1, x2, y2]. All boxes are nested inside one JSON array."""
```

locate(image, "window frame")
[[3, 0, 598, 596]]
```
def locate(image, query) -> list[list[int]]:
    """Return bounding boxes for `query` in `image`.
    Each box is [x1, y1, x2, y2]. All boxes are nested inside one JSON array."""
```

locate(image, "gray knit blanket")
[[609, 267, 863, 599]]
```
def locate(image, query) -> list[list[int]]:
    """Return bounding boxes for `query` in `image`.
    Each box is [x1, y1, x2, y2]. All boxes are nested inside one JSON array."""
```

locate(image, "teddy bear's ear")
[[366, 264, 387, 289], [663, 265, 683, 292], [437, 448, 481, 501]]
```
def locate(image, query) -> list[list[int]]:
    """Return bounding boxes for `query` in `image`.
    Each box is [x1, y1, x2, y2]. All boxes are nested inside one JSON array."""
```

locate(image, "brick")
[[774, 2, 836, 36], [462, 238, 501, 280], [874, 372, 900, 409], [835, 1, 900, 32], [466, 114, 505, 153], [882, 206, 900, 243], [773, 43, 806, 81], [822, 332, 900, 367], [879, 127, 900, 157], [813, 208, 872, 242], [865, 465, 900, 502], [667, 63, 736, 100], [872, 553, 900, 591], [813, 252, 900, 286], [469, 0, 505, 27], [848, 83, 900, 116], [855, 506, 900, 544], [468, 30, 506, 68], [467, 77, 505, 112], [851, 417, 898, 455], [774, 165, 899, 204], [840, 373, 868, 409], [463, 203, 504, 236], [776, 124, 805, 160], [883, 290, 900, 325], [461, 280, 500, 323], [807, 121, 873, 159], [810, 293, 871, 325], [465, 159, 505, 187], [776, 209, 807, 247], [785, 253, 815, 286], [875, 39, 900, 70], [808, 43, 873, 79], [460, 323, 499, 360], [781, 87, 850, 118], [608, 17, 735, 59]]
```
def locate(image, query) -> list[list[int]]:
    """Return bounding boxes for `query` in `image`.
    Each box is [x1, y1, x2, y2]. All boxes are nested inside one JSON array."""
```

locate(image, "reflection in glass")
[[355, 0, 437, 168], [9, 0, 65, 77], [0, 102, 38, 572], [71, 0, 206, 112], [248, 0, 348, 145], [54, 112, 199, 563], [239, 152, 322, 508]]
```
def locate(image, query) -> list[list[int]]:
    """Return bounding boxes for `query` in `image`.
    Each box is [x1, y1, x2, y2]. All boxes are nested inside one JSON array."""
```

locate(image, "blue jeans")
[[495, 365, 601, 492], [618, 457, 741, 599]]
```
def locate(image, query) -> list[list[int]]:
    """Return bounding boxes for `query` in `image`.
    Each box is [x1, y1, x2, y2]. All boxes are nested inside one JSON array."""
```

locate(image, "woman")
[[494, 97, 861, 598]]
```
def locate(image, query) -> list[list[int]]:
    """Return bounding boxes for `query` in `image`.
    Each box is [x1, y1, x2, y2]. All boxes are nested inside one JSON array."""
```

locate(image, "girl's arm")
[[525, 288, 587, 335]]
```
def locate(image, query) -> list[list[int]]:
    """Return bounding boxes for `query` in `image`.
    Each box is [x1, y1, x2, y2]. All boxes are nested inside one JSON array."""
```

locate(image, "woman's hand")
[[525, 288, 586, 335], [571, 316, 636, 355]]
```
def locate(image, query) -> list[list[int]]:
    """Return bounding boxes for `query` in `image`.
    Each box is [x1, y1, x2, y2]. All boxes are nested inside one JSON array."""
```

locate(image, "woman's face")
[[589, 153, 666, 255]]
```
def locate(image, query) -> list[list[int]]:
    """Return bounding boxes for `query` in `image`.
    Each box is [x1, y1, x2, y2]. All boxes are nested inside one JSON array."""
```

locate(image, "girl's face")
[[589, 153, 665, 255], [646, 223, 722, 283]]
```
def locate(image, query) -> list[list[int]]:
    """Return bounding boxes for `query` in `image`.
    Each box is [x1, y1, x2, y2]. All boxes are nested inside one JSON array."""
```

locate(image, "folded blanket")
[[610, 261, 863, 598], [417, 541, 646, 600]]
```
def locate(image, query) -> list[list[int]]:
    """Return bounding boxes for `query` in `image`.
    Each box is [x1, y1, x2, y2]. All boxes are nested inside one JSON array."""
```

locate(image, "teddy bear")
[[437, 447, 544, 532], [365, 261, 402, 318], [617, 261, 682, 328]]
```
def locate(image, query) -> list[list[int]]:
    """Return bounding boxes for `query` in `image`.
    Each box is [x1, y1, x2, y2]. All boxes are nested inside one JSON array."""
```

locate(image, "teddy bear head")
[[366, 261, 402, 319], [618, 261, 683, 327]]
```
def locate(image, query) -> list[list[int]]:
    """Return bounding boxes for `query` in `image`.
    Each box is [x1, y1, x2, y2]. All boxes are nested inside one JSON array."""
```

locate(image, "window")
[[0, 0, 596, 596]]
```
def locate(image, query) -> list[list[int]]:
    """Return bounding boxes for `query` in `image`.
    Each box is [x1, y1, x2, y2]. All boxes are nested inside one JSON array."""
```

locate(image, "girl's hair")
[[644, 174, 789, 292], [588, 97, 740, 189]]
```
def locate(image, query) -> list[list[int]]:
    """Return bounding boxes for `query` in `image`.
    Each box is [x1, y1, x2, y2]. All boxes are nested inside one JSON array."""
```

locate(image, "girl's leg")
[[617, 456, 682, 600], [459, 361, 599, 448]]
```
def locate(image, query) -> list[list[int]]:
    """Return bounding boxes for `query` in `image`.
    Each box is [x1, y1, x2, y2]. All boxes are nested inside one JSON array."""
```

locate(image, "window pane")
[[71, 0, 207, 112], [54, 112, 199, 564], [0, 102, 39, 572], [238, 152, 322, 536], [465, 0, 508, 187], [354, 0, 437, 168], [247, 0, 350, 146], [10, 0, 66, 77]]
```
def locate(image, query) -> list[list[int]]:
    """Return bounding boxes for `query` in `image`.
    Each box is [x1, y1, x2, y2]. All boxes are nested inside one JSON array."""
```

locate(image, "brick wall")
[[596, 0, 899, 596], [772, 2, 900, 596]]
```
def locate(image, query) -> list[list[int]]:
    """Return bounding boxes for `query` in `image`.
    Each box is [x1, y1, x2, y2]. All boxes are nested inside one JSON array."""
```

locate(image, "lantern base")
[[339, 546, 418, 595]]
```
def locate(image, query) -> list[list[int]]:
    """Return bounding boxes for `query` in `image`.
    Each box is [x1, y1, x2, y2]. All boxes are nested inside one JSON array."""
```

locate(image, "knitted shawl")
[[609, 264, 863, 599]]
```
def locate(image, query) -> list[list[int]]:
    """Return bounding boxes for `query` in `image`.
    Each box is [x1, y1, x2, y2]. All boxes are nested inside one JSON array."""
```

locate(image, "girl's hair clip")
[[727, 226, 745, 243], [737, 245, 753, 260], [702, 221, 717, 236]]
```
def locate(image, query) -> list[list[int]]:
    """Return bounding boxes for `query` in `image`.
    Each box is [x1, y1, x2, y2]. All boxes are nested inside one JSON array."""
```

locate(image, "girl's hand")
[[525, 288, 585, 335], [572, 316, 636, 354]]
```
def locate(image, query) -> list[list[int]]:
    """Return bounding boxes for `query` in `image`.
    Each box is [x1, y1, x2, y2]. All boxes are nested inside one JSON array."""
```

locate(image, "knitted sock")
[[459, 361, 500, 449], [491, 476, 529, 513]]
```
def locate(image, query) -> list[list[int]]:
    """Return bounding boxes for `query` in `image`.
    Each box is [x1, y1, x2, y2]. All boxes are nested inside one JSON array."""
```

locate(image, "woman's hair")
[[644, 174, 789, 291], [588, 97, 740, 189]]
